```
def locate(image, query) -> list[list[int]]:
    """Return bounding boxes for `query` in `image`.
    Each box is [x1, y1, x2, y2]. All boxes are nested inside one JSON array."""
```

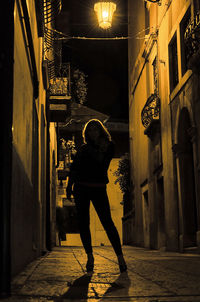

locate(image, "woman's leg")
[[73, 184, 94, 272], [73, 185, 92, 255], [91, 187, 123, 256], [91, 187, 127, 272]]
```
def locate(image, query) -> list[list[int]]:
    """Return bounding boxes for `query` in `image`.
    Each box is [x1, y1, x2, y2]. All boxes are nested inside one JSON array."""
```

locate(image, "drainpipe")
[[0, 0, 14, 297], [46, 92, 52, 251]]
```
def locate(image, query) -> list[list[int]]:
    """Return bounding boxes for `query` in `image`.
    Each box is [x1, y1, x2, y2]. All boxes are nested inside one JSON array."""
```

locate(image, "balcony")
[[48, 63, 71, 122], [141, 93, 160, 138], [49, 63, 70, 95], [44, 0, 62, 24], [184, 11, 200, 73]]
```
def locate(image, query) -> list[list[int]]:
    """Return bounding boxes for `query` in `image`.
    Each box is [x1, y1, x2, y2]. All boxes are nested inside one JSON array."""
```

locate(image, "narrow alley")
[[2, 0, 200, 301], [2, 246, 200, 302]]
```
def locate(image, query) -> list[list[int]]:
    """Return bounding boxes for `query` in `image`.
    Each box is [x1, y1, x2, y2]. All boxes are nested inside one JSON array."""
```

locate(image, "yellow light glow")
[[102, 10, 108, 18], [94, 2, 116, 29]]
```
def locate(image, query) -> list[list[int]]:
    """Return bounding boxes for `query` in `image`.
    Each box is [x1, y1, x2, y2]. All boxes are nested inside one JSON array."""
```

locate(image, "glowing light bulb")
[[102, 10, 108, 19], [94, 2, 116, 29]]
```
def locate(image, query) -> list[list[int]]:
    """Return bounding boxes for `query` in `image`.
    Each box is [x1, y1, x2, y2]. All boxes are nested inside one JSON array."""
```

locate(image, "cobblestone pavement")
[[2, 246, 200, 302]]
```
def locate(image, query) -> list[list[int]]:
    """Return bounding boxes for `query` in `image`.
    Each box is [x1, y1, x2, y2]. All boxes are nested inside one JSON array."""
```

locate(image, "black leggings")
[[73, 184, 122, 256]]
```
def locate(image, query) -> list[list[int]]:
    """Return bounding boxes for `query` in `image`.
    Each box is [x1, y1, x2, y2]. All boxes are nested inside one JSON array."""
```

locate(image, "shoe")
[[117, 255, 127, 273], [86, 254, 94, 273]]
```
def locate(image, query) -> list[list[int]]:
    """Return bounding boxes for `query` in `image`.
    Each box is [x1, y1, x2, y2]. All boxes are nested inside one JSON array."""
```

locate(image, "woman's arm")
[[66, 147, 82, 199], [66, 176, 74, 200], [101, 140, 115, 169]]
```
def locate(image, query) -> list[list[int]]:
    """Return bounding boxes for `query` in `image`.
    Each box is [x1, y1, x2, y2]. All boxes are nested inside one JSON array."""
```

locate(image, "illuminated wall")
[[128, 0, 200, 251], [11, 0, 57, 276]]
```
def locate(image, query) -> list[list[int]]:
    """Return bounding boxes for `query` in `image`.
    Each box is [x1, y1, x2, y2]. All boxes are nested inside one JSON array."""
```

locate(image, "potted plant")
[[71, 68, 88, 104], [114, 153, 131, 205]]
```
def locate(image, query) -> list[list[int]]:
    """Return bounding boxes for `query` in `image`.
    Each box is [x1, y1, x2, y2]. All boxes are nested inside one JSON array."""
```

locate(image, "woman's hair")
[[82, 119, 111, 144]]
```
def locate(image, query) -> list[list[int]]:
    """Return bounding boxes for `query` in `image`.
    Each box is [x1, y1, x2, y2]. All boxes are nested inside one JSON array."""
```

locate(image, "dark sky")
[[56, 0, 128, 120]]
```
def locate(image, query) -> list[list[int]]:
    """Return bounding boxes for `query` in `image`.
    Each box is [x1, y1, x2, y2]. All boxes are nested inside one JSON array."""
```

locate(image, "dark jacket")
[[69, 141, 115, 185]]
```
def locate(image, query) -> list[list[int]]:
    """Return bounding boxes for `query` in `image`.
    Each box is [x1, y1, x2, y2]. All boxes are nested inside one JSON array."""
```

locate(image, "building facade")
[[0, 0, 72, 294], [128, 0, 200, 252]]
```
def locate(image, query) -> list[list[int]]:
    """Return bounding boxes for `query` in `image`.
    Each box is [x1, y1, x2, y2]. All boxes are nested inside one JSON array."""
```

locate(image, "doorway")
[[157, 177, 166, 249], [142, 189, 150, 248], [177, 108, 197, 248]]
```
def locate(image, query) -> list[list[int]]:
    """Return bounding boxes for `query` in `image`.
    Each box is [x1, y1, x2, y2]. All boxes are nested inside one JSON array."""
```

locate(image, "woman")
[[66, 119, 127, 273]]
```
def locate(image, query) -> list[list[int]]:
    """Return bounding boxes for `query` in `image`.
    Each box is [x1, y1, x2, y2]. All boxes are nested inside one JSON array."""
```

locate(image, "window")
[[180, 7, 191, 76], [168, 33, 179, 92]]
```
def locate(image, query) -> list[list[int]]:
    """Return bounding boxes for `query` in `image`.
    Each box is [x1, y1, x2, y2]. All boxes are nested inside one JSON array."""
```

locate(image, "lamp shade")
[[146, 0, 161, 3], [94, 2, 116, 29]]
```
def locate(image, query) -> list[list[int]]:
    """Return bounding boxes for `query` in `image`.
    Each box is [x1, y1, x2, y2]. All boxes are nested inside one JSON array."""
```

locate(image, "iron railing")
[[141, 93, 160, 128], [184, 11, 200, 60], [49, 63, 71, 96], [44, 0, 62, 24]]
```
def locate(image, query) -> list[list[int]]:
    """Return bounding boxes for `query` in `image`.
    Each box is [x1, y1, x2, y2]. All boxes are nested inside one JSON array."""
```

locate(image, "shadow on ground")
[[60, 273, 93, 300], [100, 271, 132, 301], [58, 271, 131, 301]]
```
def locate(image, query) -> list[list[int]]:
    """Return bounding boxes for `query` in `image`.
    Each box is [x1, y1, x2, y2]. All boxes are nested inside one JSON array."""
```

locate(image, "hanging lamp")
[[94, 1, 116, 29], [146, 0, 161, 4]]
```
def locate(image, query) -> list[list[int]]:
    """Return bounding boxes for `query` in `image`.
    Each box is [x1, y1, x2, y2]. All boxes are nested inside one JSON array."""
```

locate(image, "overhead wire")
[[49, 25, 155, 41]]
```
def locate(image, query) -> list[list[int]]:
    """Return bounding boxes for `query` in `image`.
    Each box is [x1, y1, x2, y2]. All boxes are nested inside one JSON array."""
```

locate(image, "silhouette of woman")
[[66, 119, 127, 273]]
